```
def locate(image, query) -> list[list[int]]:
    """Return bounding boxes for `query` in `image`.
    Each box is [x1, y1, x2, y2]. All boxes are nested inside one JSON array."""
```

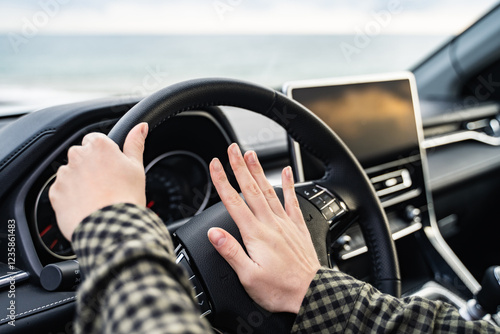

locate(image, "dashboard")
[[1, 76, 500, 332], [22, 109, 238, 266]]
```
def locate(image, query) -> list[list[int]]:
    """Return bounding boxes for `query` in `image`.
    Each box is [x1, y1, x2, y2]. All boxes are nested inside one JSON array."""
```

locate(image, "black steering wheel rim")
[[108, 77, 400, 330]]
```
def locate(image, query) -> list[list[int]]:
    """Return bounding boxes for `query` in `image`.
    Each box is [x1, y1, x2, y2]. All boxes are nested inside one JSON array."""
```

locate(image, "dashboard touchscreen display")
[[287, 77, 420, 168]]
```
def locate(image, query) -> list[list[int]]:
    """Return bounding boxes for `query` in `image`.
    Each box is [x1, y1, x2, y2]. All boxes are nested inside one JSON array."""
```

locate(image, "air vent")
[[370, 169, 412, 197], [422, 102, 500, 149]]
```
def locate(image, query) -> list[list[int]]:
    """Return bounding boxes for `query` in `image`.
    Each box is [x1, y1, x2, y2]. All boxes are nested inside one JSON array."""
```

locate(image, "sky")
[[0, 0, 499, 35]]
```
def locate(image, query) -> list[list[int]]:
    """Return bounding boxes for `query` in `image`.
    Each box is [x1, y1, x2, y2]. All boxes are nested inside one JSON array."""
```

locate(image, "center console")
[[282, 73, 487, 310], [282, 72, 498, 318], [283, 73, 427, 263]]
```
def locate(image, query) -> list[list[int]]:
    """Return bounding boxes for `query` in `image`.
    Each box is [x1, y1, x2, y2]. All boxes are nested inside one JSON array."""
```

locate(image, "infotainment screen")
[[284, 73, 421, 169]]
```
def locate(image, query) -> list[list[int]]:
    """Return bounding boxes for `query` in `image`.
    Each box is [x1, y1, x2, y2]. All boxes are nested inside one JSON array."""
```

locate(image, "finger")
[[81, 132, 110, 146], [227, 144, 274, 221], [66, 145, 83, 166], [281, 166, 306, 228], [48, 168, 64, 205], [244, 150, 287, 219], [210, 158, 262, 237], [208, 228, 256, 274], [123, 123, 148, 165]]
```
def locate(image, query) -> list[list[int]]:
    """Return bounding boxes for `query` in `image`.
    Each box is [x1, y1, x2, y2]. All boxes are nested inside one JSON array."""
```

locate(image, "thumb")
[[208, 228, 254, 274], [123, 122, 148, 164]]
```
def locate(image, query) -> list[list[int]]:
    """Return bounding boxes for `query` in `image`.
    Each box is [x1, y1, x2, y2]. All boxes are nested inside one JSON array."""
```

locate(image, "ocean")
[[0, 34, 447, 112]]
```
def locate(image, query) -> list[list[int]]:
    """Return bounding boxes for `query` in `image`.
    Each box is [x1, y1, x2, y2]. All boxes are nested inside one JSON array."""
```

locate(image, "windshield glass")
[[0, 0, 499, 113]]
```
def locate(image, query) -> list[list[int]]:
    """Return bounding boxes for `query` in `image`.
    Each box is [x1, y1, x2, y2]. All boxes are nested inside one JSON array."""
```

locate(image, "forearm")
[[292, 268, 499, 333], [72, 203, 212, 334]]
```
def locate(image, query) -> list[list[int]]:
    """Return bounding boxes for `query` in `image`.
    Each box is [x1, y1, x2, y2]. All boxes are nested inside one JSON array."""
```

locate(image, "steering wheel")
[[108, 78, 400, 333]]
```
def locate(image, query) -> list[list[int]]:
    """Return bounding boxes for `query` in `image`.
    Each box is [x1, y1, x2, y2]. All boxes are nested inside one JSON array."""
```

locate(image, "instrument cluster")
[[26, 111, 234, 264]]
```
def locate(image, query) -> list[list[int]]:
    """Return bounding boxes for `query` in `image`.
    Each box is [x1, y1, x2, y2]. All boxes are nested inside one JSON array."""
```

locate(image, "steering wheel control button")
[[296, 184, 323, 200], [330, 200, 342, 214], [177, 253, 194, 276], [321, 205, 336, 221], [176, 250, 213, 317], [324, 200, 348, 224], [189, 274, 202, 295], [310, 196, 326, 208], [296, 184, 348, 223], [311, 193, 334, 210], [195, 292, 211, 313]]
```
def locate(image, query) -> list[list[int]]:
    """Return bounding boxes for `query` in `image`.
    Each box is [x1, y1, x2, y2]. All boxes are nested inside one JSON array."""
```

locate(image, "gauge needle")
[[147, 200, 155, 209], [40, 224, 53, 238], [50, 239, 58, 250]]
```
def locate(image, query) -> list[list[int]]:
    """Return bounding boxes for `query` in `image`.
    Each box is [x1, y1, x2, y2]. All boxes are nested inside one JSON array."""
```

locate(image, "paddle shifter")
[[460, 266, 500, 325]]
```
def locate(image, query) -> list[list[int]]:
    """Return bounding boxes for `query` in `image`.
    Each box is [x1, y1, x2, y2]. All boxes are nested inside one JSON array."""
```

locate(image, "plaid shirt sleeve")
[[71, 203, 214, 334], [72, 203, 499, 334], [292, 268, 500, 333]]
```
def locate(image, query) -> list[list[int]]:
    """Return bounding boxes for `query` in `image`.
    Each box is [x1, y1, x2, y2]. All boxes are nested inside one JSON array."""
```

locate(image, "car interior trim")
[[408, 281, 467, 309], [423, 129, 500, 149], [422, 103, 499, 128], [0, 271, 30, 289], [417, 99, 483, 295], [408, 77, 483, 295], [370, 169, 412, 197], [380, 188, 422, 208], [424, 224, 481, 294], [392, 222, 423, 241], [0, 128, 56, 173], [426, 141, 500, 191], [0, 295, 76, 324], [364, 155, 421, 175], [340, 222, 423, 260]]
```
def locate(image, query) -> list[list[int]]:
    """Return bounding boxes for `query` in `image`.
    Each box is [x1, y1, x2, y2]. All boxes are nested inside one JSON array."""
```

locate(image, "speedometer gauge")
[[34, 175, 75, 259], [33, 151, 211, 258], [145, 151, 211, 225]]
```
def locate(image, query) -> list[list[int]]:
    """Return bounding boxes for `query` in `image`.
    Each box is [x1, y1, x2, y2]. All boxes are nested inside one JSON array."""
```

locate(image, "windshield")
[[0, 0, 499, 114]]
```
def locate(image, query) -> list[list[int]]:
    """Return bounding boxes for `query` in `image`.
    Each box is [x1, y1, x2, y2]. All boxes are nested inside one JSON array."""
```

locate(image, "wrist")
[[290, 268, 320, 314]]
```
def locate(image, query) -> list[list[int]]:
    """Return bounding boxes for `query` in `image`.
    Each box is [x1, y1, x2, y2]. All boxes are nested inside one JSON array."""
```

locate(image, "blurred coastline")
[[0, 34, 447, 115]]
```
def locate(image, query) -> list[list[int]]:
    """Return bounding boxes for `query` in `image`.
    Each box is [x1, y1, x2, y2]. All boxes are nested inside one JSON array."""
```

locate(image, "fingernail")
[[141, 123, 149, 139], [211, 158, 222, 172], [247, 151, 257, 164], [208, 228, 226, 247], [285, 166, 293, 180], [230, 143, 241, 157]]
